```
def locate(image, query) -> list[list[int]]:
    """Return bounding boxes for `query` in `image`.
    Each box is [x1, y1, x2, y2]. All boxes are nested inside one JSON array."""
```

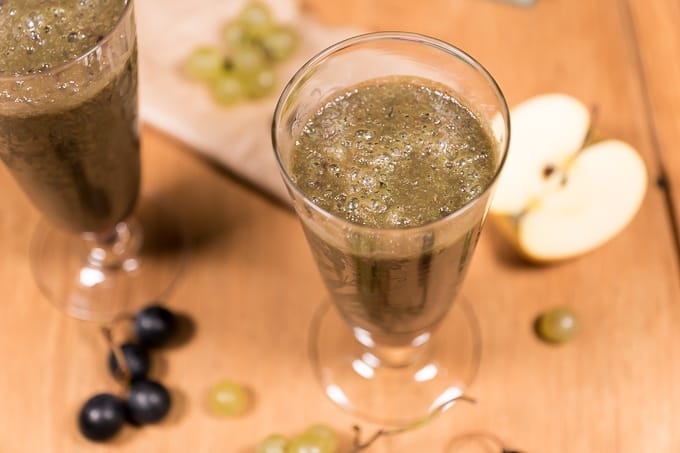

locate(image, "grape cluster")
[[184, 1, 298, 105], [257, 424, 339, 453], [78, 304, 180, 442]]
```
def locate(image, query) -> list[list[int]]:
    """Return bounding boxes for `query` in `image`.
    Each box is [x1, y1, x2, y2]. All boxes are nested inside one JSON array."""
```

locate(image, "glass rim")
[[0, 0, 134, 83], [272, 31, 511, 234]]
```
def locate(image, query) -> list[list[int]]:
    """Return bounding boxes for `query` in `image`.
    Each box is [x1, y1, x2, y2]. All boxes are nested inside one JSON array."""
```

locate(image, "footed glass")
[[272, 32, 510, 425], [0, 0, 186, 323]]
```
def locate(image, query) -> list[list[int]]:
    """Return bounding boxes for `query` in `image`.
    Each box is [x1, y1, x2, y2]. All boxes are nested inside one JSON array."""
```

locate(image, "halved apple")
[[490, 94, 648, 262]]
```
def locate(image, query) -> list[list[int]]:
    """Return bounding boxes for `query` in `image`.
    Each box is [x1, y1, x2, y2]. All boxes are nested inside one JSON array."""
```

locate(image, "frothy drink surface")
[[291, 76, 497, 228], [1, 0, 126, 76]]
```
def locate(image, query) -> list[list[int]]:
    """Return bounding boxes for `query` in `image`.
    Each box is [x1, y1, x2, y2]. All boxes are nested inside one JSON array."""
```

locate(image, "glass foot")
[[30, 197, 189, 322], [310, 299, 481, 426]]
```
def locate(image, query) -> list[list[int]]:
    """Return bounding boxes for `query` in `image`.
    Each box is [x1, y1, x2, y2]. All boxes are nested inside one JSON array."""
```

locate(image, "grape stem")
[[350, 395, 477, 452], [100, 325, 131, 383]]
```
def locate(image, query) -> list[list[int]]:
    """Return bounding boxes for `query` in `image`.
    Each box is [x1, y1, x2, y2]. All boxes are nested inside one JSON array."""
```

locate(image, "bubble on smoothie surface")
[[0, 0, 127, 76]]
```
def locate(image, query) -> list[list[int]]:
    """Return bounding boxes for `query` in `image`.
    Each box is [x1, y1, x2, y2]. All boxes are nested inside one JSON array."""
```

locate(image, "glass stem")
[[369, 341, 429, 368], [82, 219, 142, 269], [361, 328, 434, 368]]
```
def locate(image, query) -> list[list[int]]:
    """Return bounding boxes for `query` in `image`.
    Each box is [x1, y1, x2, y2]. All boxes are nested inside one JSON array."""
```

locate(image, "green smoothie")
[[0, 0, 139, 234], [291, 76, 497, 340]]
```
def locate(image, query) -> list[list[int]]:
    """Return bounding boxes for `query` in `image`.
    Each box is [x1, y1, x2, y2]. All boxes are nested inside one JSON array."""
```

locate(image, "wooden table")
[[1, 0, 679, 451]]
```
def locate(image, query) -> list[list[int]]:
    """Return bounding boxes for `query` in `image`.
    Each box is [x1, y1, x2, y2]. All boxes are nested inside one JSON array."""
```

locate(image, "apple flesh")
[[490, 94, 647, 262], [516, 140, 647, 261], [491, 94, 591, 215]]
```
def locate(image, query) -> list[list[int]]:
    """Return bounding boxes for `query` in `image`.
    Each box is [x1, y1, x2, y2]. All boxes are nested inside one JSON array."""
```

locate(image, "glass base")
[[30, 198, 189, 323], [310, 299, 481, 426]]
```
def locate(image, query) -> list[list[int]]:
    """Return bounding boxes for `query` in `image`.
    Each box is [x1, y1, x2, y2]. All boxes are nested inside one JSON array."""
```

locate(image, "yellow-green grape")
[[242, 66, 276, 98], [261, 26, 298, 61], [185, 46, 225, 81], [208, 380, 250, 416], [238, 1, 273, 39], [302, 425, 339, 452], [223, 20, 248, 49], [232, 45, 267, 74], [285, 435, 329, 453], [257, 434, 289, 453], [535, 307, 580, 344]]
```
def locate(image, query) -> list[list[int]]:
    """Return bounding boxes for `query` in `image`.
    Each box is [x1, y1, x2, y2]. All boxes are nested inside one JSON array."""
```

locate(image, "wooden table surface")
[[2, 0, 679, 451]]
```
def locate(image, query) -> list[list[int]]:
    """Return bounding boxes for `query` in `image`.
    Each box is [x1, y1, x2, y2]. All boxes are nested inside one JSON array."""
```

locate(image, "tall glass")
[[272, 32, 509, 425], [0, 0, 184, 323]]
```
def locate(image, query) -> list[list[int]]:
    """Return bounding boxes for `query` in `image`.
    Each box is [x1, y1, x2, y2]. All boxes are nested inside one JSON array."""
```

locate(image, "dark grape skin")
[[126, 379, 172, 425], [108, 342, 150, 380], [78, 393, 126, 442], [134, 304, 177, 348]]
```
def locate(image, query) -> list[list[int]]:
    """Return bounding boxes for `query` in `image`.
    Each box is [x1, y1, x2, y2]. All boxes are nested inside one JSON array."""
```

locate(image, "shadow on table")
[[141, 140, 298, 254], [138, 179, 241, 253], [484, 220, 534, 268]]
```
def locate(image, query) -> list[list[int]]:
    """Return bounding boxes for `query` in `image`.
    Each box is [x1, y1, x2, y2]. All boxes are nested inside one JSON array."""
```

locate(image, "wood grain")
[[625, 0, 680, 245], [1, 0, 679, 451]]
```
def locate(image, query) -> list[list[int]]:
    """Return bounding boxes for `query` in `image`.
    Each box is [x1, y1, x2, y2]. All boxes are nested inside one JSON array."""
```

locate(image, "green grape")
[[261, 26, 298, 61], [241, 66, 276, 98], [210, 72, 245, 105], [257, 434, 289, 453], [222, 20, 248, 48], [285, 434, 330, 453], [185, 46, 225, 81], [232, 45, 267, 74], [238, 1, 274, 39], [207, 379, 250, 415], [535, 307, 580, 344], [302, 424, 339, 452]]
